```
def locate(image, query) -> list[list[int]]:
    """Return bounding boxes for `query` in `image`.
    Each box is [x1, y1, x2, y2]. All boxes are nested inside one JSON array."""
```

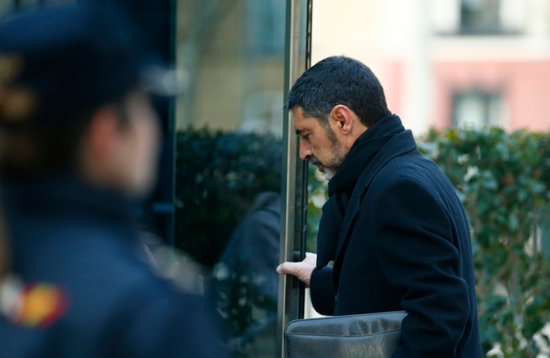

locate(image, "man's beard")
[[309, 128, 347, 181], [309, 156, 338, 180]]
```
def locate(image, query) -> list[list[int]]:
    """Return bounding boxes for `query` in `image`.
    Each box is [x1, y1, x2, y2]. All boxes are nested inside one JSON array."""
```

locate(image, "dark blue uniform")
[[0, 175, 227, 358]]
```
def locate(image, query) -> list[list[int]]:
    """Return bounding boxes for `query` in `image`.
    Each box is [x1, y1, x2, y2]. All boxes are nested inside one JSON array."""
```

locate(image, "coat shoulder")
[[367, 152, 444, 191], [361, 151, 459, 211]]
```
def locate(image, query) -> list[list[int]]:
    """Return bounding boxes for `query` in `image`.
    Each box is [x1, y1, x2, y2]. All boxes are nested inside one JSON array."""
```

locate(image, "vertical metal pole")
[[297, 0, 313, 320], [277, 1, 299, 357], [305, 0, 312, 70], [277, 0, 311, 357]]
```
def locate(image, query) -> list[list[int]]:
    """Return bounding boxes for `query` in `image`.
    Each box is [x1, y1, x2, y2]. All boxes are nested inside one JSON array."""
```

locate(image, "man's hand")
[[276, 252, 317, 286]]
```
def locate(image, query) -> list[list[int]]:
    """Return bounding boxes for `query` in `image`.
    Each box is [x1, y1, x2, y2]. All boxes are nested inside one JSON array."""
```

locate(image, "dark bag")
[[284, 310, 406, 358]]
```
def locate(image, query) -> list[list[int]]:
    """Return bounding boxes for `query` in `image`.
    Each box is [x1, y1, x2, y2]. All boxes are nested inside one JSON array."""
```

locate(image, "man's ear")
[[329, 105, 354, 134]]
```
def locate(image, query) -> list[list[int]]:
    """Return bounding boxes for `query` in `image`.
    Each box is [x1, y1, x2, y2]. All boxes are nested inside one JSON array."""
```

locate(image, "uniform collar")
[[0, 172, 136, 228]]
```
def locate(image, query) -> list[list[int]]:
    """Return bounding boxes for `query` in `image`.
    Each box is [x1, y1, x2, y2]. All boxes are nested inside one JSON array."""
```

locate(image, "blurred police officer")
[[0, 4, 227, 358]]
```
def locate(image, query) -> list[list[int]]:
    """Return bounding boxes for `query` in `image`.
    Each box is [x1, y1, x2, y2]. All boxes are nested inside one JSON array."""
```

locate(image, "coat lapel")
[[332, 130, 418, 265]]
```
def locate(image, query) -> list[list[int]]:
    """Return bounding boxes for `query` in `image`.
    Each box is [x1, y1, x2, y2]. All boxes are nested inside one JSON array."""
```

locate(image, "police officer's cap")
[[0, 3, 177, 127]]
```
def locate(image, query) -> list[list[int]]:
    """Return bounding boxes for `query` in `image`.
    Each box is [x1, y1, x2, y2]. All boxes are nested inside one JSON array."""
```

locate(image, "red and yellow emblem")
[[15, 283, 69, 328], [1, 277, 69, 328]]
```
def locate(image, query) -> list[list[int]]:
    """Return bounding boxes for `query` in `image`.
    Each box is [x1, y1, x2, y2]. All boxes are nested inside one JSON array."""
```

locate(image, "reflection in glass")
[[175, 130, 282, 357], [174, 1, 286, 357]]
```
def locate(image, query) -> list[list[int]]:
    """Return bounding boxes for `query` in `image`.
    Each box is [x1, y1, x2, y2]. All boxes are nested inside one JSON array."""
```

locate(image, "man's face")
[[293, 106, 347, 180]]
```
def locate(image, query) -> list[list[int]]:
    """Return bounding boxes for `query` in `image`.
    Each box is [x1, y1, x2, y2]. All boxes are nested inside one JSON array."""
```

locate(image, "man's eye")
[[301, 134, 310, 141]]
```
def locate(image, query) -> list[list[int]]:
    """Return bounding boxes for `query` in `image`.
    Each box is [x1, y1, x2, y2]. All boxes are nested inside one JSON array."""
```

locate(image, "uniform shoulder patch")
[[0, 275, 69, 328]]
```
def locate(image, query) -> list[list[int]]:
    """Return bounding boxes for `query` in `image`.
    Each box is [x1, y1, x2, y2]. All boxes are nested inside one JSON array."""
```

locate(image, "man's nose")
[[299, 140, 312, 160]]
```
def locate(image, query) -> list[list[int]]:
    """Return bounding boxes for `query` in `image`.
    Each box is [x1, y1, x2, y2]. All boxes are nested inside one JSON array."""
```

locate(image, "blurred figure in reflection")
[[213, 191, 280, 358], [182, 131, 283, 358], [0, 4, 226, 358]]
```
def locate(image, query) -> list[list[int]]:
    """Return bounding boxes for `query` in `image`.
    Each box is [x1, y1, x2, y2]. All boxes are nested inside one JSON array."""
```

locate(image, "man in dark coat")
[[277, 56, 482, 357], [0, 4, 226, 358]]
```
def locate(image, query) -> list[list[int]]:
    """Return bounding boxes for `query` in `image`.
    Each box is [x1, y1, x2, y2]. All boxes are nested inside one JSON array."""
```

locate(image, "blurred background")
[[312, 0, 550, 134]]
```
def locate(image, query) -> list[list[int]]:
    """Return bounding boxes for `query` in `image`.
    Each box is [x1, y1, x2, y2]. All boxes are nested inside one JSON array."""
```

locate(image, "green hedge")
[[419, 127, 550, 357]]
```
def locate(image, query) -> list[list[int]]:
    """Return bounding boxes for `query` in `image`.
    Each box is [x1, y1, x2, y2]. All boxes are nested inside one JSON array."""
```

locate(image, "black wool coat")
[[309, 115, 483, 358]]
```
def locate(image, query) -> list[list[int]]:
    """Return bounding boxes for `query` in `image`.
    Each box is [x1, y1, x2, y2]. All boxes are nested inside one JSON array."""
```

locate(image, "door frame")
[[277, 1, 312, 357]]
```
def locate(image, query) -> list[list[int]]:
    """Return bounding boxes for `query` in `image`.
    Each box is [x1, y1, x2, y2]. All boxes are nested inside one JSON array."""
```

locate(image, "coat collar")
[[328, 114, 405, 197], [332, 119, 418, 264]]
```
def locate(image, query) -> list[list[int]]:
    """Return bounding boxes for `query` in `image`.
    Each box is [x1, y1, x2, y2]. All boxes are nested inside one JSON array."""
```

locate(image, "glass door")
[[172, 1, 310, 357]]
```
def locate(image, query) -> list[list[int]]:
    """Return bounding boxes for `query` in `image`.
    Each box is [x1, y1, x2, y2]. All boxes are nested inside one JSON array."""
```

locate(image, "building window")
[[430, 0, 524, 35], [452, 90, 506, 128], [460, 0, 501, 34]]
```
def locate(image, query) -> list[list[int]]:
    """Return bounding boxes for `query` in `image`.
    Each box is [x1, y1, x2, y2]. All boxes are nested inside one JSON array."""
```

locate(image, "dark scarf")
[[316, 114, 405, 267]]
